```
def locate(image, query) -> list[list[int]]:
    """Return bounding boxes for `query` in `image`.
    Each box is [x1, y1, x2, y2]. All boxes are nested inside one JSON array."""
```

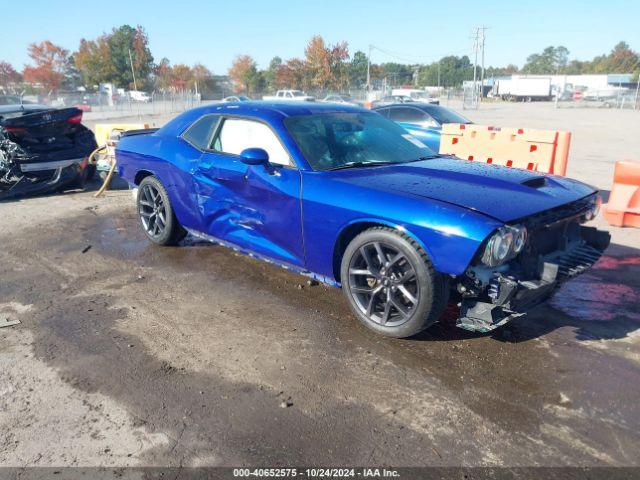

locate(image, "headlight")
[[481, 225, 527, 267], [513, 226, 528, 253], [583, 194, 602, 222]]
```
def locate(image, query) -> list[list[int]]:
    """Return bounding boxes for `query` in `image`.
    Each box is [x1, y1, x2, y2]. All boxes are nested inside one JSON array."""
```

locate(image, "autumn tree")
[[171, 64, 192, 90], [154, 58, 173, 90], [304, 35, 331, 90], [22, 41, 70, 92], [276, 58, 306, 90], [191, 63, 217, 96], [0, 61, 21, 88], [228, 55, 258, 93], [74, 35, 114, 87], [328, 41, 350, 91]]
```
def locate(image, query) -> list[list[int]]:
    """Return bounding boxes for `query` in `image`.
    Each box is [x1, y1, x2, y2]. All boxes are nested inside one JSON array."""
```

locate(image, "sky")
[[0, 0, 638, 73]]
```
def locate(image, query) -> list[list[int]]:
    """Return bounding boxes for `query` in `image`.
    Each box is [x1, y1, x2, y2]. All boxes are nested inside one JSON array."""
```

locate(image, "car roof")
[[373, 103, 441, 112], [191, 100, 365, 118], [158, 101, 370, 137]]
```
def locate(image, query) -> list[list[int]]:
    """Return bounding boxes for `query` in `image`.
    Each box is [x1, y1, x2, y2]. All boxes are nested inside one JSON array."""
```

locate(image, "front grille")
[[555, 243, 603, 278], [521, 195, 594, 228]]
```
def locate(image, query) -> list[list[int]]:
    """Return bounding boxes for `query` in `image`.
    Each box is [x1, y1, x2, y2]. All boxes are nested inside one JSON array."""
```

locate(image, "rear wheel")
[[340, 227, 448, 338], [137, 176, 186, 246]]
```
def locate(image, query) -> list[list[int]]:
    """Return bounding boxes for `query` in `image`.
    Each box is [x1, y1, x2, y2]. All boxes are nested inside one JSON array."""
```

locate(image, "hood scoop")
[[521, 176, 548, 189]]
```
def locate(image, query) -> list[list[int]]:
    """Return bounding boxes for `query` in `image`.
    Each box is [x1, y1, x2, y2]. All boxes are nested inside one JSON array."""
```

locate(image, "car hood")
[[331, 157, 596, 223]]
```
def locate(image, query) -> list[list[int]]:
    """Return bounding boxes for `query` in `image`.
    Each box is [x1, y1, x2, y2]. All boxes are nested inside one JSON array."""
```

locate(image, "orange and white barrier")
[[602, 160, 640, 228], [439, 124, 571, 176]]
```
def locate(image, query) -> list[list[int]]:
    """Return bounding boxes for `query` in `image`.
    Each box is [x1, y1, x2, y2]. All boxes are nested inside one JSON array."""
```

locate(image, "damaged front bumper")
[[456, 225, 611, 333], [0, 162, 84, 201]]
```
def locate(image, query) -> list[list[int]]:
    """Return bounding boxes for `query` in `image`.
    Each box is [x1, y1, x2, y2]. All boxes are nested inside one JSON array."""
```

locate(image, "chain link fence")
[[19, 90, 203, 120], [554, 87, 639, 110]]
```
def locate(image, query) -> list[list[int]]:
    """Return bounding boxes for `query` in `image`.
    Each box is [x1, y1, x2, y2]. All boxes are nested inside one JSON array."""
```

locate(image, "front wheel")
[[137, 176, 186, 246], [340, 227, 449, 338]]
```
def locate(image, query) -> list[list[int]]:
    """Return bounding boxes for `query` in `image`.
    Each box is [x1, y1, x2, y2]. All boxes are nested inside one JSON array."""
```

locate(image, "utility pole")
[[128, 48, 140, 119], [479, 26, 488, 102], [437, 60, 441, 89], [128, 49, 138, 92], [635, 74, 640, 110], [366, 44, 372, 94], [471, 28, 479, 108]]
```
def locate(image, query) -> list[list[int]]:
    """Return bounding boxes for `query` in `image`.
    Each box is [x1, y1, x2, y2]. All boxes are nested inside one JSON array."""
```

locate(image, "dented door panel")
[[193, 151, 304, 267]]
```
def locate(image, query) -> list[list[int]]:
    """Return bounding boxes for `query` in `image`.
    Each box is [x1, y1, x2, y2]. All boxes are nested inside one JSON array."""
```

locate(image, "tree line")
[[0, 25, 217, 97], [0, 27, 638, 97]]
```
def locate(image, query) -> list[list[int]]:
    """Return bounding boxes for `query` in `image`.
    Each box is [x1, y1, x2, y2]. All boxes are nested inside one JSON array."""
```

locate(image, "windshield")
[[424, 106, 471, 125], [284, 112, 436, 171]]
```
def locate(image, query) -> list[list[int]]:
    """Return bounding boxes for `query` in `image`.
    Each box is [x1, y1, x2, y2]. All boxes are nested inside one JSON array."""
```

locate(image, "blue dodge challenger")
[[116, 102, 610, 338]]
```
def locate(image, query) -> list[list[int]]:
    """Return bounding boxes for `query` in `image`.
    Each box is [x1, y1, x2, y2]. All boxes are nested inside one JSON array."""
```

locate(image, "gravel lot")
[[1, 102, 639, 469]]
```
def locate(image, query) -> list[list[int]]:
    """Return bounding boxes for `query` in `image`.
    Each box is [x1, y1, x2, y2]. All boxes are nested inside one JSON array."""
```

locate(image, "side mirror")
[[240, 148, 269, 166]]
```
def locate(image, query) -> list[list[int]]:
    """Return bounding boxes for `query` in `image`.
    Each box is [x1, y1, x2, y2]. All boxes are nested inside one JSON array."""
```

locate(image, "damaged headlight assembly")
[[480, 225, 527, 267], [582, 194, 602, 222]]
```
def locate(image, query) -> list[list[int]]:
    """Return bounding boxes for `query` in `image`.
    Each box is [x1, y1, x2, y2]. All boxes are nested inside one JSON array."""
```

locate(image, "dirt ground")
[[1, 102, 639, 469]]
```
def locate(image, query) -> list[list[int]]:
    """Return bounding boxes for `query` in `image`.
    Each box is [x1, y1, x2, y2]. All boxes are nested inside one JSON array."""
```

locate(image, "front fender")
[[302, 172, 502, 282]]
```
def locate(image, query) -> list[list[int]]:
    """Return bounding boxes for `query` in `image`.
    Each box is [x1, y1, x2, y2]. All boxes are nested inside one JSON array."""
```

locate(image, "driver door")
[[193, 117, 305, 268]]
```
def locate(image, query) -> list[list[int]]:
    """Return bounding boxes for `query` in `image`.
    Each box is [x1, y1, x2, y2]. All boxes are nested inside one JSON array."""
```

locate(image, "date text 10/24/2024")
[[233, 468, 400, 478]]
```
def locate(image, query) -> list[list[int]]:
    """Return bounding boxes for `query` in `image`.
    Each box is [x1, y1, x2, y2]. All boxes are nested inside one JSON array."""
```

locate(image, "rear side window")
[[212, 118, 291, 166], [388, 107, 428, 124], [182, 115, 220, 149]]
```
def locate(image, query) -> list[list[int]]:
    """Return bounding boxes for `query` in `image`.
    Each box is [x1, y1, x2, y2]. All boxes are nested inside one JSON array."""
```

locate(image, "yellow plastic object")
[[439, 124, 571, 176], [93, 123, 149, 146]]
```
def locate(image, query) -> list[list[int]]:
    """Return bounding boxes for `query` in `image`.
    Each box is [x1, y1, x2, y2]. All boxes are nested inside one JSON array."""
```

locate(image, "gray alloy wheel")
[[341, 227, 448, 338], [139, 182, 166, 238], [137, 176, 186, 246], [348, 241, 419, 327]]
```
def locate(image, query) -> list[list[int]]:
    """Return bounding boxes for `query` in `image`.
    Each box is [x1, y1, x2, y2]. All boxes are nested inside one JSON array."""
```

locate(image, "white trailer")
[[494, 78, 552, 102]]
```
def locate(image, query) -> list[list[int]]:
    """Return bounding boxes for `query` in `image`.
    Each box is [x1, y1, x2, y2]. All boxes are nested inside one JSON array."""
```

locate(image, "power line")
[[469, 26, 489, 108], [369, 44, 470, 64]]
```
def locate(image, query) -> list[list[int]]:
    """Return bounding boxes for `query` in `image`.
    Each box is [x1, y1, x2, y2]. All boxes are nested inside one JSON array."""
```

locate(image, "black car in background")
[[0, 104, 97, 200]]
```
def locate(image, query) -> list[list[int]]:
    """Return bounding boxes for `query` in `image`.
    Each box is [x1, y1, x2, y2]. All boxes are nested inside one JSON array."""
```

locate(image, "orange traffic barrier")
[[439, 124, 571, 176], [602, 160, 640, 228]]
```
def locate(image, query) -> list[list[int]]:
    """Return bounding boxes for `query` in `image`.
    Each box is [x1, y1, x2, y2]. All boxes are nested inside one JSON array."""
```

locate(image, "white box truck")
[[494, 78, 552, 102]]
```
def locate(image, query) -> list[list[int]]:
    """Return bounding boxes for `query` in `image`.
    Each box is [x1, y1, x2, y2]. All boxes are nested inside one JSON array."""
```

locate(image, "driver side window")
[[212, 118, 291, 166]]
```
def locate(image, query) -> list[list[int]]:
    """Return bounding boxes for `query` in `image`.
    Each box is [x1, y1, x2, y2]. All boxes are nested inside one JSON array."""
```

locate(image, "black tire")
[[340, 227, 449, 338], [137, 176, 186, 246], [83, 164, 96, 182], [98, 170, 129, 190]]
